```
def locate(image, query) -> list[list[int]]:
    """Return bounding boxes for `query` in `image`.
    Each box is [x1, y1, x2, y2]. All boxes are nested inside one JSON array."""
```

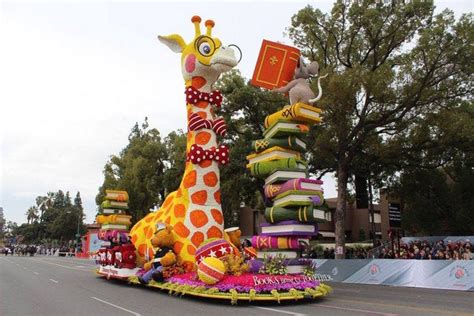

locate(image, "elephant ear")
[[158, 34, 186, 53]]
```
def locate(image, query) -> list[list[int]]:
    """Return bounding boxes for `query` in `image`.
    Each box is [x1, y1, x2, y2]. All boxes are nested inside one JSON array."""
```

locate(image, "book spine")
[[96, 214, 132, 225], [252, 136, 305, 153], [250, 158, 297, 177], [264, 105, 297, 128], [264, 183, 282, 199], [265, 205, 315, 224], [278, 179, 302, 194], [251, 236, 304, 250]]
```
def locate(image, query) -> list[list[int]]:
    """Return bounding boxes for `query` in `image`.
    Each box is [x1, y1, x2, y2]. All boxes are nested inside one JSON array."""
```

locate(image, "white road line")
[[316, 304, 398, 316], [34, 272, 40, 275], [31, 258, 91, 272], [91, 297, 141, 316], [49, 279, 59, 283], [255, 306, 306, 316]]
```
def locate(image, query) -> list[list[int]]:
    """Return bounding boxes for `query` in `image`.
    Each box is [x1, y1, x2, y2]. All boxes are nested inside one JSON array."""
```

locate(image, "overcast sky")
[[0, 0, 470, 225]]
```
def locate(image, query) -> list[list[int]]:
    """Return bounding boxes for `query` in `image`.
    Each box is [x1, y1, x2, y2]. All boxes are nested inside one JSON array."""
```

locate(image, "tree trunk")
[[335, 163, 348, 259]]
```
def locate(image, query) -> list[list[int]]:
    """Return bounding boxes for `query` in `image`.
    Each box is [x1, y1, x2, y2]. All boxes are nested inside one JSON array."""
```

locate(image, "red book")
[[251, 40, 300, 90]]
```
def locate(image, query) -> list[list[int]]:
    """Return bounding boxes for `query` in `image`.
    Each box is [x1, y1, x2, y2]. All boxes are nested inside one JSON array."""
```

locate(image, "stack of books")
[[96, 190, 132, 264], [246, 102, 329, 274]]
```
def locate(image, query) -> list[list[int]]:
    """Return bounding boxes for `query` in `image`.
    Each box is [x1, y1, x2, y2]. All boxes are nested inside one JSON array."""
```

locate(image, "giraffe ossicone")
[[130, 16, 240, 270]]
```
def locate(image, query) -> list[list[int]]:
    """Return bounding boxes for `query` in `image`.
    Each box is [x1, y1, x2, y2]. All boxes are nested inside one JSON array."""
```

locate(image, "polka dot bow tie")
[[187, 144, 230, 165], [185, 86, 223, 108]]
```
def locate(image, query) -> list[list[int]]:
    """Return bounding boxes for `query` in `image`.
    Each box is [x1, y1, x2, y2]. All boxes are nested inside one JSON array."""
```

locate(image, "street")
[[1, 256, 472, 316]]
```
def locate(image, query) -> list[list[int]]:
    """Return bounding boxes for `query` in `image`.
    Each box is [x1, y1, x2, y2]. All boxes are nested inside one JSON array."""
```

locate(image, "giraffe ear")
[[158, 34, 186, 53]]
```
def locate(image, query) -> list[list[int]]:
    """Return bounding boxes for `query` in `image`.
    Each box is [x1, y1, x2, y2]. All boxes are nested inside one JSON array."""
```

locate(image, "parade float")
[[95, 16, 331, 304]]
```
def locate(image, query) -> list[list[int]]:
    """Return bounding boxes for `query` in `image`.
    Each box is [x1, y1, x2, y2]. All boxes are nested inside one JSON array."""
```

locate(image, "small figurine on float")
[[272, 57, 328, 105], [138, 223, 177, 284]]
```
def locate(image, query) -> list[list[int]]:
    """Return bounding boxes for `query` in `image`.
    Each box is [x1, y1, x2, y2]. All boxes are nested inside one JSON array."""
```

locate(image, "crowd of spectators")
[[378, 239, 472, 260], [317, 239, 472, 260], [1, 244, 77, 256]]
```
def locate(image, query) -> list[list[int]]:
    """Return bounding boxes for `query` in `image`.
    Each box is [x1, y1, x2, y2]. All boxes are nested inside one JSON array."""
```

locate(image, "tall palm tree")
[[36, 192, 55, 222], [25, 206, 39, 224]]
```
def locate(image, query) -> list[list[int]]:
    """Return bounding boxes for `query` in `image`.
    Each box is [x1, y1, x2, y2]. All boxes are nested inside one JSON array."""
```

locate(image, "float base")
[[96, 265, 140, 280], [128, 276, 331, 304]]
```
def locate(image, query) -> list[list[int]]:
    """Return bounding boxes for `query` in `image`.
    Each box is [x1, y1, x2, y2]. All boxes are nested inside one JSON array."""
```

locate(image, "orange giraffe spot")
[[187, 244, 196, 255], [174, 241, 183, 255], [199, 160, 212, 168], [203, 171, 218, 187], [195, 101, 208, 109], [174, 222, 190, 238], [154, 211, 163, 220], [191, 190, 207, 205], [143, 226, 149, 236], [207, 226, 223, 239], [176, 188, 183, 198], [131, 234, 137, 244], [183, 170, 197, 189], [138, 244, 147, 257], [145, 214, 154, 223], [191, 232, 205, 248], [214, 190, 221, 204], [196, 111, 208, 119], [162, 196, 173, 209], [192, 76, 206, 89], [165, 216, 171, 224], [146, 228, 154, 239], [190, 210, 208, 228], [147, 248, 154, 259], [174, 204, 186, 218], [211, 208, 223, 225], [196, 131, 211, 145]]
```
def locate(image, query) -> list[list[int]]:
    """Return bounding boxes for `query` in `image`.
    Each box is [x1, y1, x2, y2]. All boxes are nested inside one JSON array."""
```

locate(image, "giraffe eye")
[[195, 36, 216, 57], [199, 42, 212, 56]]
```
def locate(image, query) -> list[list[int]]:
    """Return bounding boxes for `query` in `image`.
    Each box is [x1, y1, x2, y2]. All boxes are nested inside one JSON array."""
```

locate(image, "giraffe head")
[[158, 16, 240, 91]]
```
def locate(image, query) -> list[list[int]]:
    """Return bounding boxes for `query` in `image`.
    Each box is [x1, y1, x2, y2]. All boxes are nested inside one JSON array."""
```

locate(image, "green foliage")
[[0, 208, 5, 239], [287, 2, 473, 255], [303, 261, 318, 277], [162, 130, 187, 195], [304, 240, 324, 258], [12, 190, 85, 244], [258, 253, 288, 275], [96, 118, 168, 223], [398, 159, 474, 235]]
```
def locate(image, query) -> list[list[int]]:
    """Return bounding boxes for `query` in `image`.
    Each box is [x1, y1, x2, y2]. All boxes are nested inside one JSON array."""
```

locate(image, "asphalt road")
[[1, 255, 472, 316]]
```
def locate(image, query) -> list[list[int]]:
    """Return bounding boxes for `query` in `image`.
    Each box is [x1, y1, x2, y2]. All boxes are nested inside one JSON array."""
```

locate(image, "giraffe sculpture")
[[130, 16, 239, 269]]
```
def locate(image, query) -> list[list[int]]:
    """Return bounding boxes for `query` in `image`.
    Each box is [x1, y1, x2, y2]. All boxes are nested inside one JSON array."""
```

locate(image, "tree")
[[74, 192, 83, 212], [287, 2, 472, 258], [25, 206, 39, 224], [54, 190, 66, 208], [162, 130, 187, 198], [0, 207, 5, 239], [96, 118, 168, 223]]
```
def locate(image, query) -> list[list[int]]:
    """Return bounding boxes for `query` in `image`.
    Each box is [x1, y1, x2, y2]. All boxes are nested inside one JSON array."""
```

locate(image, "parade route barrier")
[[312, 259, 473, 291]]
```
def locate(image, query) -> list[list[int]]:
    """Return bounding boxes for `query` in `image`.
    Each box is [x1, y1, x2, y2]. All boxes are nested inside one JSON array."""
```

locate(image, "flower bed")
[[168, 272, 321, 293]]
